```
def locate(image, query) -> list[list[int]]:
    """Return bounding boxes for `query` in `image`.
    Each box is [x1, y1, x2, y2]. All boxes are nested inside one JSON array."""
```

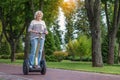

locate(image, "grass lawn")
[[0, 59, 120, 75]]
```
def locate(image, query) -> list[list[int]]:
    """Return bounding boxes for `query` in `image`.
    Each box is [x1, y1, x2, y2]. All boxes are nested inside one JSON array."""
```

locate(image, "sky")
[[58, 7, 66, 50], [64, 0, 75, 2], [58, 7, 66, 31]]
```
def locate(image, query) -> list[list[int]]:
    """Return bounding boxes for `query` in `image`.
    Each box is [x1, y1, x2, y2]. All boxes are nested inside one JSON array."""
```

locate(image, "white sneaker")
[[29, 65, 33, 68], [38, 66, 41, 68]]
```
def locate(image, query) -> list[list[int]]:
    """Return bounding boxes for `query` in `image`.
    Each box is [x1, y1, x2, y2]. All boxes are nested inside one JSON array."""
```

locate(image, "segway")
[[23, 32, 46, 75]]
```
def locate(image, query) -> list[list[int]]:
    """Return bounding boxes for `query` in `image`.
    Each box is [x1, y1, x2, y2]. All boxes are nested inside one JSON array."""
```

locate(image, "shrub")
[[66, 35, 91, 60], [45, 55, 58, 62], [0, 41, 11, 55], [53, 51, 68, 62], [16, 38, 24, 53], [0, 55, 10, 59], [15, 53, 24, 59]]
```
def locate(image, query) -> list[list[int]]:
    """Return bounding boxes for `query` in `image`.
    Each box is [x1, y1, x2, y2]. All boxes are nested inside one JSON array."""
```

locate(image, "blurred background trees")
[[0, 0, 120, 67]]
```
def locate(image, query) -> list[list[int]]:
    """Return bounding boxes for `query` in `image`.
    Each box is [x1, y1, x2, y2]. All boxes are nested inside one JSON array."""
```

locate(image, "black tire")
[[23, 59, 29, 75], [40, 60, 46, 75]]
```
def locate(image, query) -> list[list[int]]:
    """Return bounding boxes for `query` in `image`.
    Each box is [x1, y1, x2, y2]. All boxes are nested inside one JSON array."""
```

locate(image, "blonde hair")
[[34, 10, 43, 19]]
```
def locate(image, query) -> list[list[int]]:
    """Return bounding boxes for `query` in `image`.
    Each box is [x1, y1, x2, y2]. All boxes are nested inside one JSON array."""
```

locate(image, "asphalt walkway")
[[0, 63, 120, 80]]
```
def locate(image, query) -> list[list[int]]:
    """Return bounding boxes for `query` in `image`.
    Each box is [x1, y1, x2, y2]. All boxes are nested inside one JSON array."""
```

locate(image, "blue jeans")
[[29, 38, 45, 66]]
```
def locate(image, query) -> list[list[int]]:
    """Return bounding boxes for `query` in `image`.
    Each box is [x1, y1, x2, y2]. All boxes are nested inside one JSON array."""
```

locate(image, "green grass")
[[48, 60, 120, 75], [0, 59, 23, 65], [0, 59, 120, 75]]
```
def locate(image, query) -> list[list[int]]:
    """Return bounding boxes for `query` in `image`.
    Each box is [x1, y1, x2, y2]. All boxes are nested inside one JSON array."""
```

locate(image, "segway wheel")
[[40, 60, 46, 75], [23, 59, 29, 75]]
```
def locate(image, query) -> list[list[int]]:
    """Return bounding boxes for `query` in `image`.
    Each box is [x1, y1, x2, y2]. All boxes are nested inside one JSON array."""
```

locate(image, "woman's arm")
[[28, 20, 38, 34]]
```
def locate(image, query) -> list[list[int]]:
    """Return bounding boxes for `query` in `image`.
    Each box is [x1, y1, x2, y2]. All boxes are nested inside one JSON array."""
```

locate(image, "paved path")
[[0, 63, 120, 80]]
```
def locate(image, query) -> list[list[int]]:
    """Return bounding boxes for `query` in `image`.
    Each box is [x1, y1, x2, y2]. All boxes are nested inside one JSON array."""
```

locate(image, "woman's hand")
[[45, 31, 48, 34], [30, 30, 38, 34]]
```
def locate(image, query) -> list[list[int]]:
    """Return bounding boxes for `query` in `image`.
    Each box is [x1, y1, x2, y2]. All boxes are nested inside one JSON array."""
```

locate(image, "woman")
[[28, 10, 48, 68]]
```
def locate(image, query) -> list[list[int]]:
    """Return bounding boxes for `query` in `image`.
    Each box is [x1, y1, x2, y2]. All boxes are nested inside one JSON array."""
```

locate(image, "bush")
[[66, 35, 91, 60], [45, 55, 58, 62], [16, 38, 24, 53], [53, 51, 68, 62], [0, 41, 11, 55], [15, 53, 24, 59], [0, 55, 10, 59]]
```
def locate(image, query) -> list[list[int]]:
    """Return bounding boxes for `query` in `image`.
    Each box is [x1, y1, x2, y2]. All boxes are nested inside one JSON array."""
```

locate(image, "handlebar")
[[35, 32, 46, 35]]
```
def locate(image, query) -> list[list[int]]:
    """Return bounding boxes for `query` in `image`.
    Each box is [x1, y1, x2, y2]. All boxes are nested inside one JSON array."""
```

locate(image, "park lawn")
[[0, 59, 120, 75], [48, 60, 120, 75]]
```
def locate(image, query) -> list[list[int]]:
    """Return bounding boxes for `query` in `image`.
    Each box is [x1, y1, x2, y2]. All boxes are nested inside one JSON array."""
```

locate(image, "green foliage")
[[101, 36, 108, 63], [102, 35, 118, 63], [0, 0, 26, 36], [45, 55, 58, 62], [64, 22, 74, 43], [61, 1, 77, 43], [52, 22, 62, 50], [15, 53, 24, 59], [53, 51, 68, 62], [0, 0, 32, 62], [54, 35, 61, 50], [77, 35, 91, 57], [0, 55, 10, 59], [43, 0, 63, 27], [73, 1, 90, 37], [0, 22, 2, 33], [66, 35, 91, 60], [45, 51, 68, 62], [61, 1, 76, 18], [0, 0, 63, 61], [0, 41, 10, 56], [0, 52, 24, 59], [44, 29, 56, 55], [101, 0, 114, 4], [16, 38, 24, 53]]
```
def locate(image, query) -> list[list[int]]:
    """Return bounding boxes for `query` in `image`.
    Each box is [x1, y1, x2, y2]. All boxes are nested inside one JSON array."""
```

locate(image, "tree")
[[116, 27, 120, 63], [53, 20, 61, 50], [102, 0, 120, 65], [66, 35, 91, 60], [44, 29, 56, 55], [23, 1, 33, 60], [42, 0, 63, 55], [61, 1, 76, 43], [85, 0, 103, 67], [24, 0, 63, 60], [0, 0, 28, 62], [0, 21, 3, 44], [73, 0, 90, 37]]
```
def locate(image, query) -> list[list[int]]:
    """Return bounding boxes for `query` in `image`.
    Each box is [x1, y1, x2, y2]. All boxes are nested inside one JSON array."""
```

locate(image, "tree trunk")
[[107, 0, 120, 65], [30, 0, 35, 14], [24, 1, 32, 60], [85, 0, 103, 67], [108, 32, 116, 64], [0, 7, 3, 44], [39, 0, 44, 11], [9, 41, 17, 62], [118, 43, 120, 63], [24, 32, 30, 59], [0, 32, 3, 44]]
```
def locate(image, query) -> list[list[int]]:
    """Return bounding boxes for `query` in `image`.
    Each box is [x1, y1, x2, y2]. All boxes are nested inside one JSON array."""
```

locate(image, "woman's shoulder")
[[30, 20, 35, 24], [41, 20, 45, 22], [31, 20, 45, 24], [31, 20, 36, 23], [41, 20, 46, 24], [31, 20, 39, 24]]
